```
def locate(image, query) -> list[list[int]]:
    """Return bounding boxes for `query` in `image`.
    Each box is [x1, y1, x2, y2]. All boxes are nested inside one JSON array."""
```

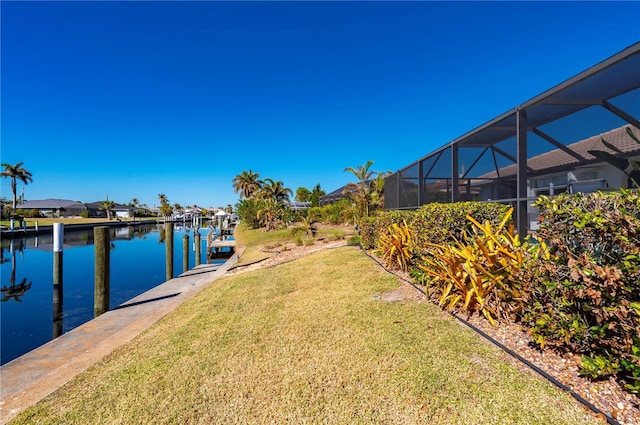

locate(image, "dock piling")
[[94, 226, 110, 317], [53, 223, 64, 337], [165, 223, 174, 281], [183, 234, 189, 273]]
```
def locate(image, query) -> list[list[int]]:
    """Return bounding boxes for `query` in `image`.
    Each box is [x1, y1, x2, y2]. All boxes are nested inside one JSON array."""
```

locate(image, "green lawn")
[[11, 244, 598, 424]]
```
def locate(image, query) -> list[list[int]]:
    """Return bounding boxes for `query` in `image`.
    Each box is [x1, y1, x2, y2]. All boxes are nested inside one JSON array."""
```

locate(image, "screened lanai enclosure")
[[385, 42, 640, 237]]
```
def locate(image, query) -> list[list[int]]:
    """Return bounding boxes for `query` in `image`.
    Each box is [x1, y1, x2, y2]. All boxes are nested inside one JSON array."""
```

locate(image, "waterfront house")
[[16, 199, 87, 217]]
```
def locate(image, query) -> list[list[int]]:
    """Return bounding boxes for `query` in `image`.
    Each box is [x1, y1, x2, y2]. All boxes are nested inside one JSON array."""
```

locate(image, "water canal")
[[0, 223, 222, 365]]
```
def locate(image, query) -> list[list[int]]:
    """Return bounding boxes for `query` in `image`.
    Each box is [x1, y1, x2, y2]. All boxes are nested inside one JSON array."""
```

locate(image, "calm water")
[[0, 223, 221, 365]]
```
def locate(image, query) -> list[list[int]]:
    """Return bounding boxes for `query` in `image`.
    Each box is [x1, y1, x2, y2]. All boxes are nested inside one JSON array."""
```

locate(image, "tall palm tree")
[[343, 160, 376, 220], [344, 160, 375, 183], [233, 170, 262, 199], [1, 162, 33, 210], [130, 198, 139, 208], [260, 178, 292, 203], [158, 193, 168, 205]]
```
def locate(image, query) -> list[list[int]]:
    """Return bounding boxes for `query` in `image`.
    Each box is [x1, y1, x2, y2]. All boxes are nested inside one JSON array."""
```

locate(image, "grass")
[[232, 223, 351, 267], [11, 243, 598, 424]]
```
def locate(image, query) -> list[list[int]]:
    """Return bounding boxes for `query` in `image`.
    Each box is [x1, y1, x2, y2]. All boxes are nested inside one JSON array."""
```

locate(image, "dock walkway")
[[0, 254, 238, 424]]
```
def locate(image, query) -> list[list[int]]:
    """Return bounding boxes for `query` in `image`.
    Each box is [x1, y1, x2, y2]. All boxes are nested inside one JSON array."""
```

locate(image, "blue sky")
[[2, 1, 639, 209]]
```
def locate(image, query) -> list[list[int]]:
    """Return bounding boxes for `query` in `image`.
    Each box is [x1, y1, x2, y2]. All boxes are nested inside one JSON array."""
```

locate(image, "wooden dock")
[[206, 231, 236, 258]]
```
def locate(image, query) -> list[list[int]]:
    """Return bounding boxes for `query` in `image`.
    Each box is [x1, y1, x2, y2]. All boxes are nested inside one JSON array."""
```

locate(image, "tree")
[[344, 160, 376, 221], [100, 200, 116, 220], [158, 193, 168, 205], [129, 198, 139, 208], [309, 183, 325, 207], [233, 170, 262, 199], [1, 162, 33, 210], [160, 203, 173, 218], [260, 178, 292, 203], [295, 187, 311, 202]]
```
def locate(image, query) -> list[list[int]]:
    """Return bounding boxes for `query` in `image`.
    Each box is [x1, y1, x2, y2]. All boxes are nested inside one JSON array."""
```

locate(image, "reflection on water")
[[0, 223, 217, 365], [1, 240, 33, 303]]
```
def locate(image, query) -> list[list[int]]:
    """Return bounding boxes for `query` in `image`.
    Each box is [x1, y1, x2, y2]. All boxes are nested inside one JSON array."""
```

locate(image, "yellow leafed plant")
[[374, 220, 414, 272], [419, 208, 534, 325]]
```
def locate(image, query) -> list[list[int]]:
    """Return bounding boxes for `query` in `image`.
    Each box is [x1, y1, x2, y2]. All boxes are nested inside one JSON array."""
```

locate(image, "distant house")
[[289, 201, 311, 211], [16, 199, 87, 217], [85, 201, 133, 218]]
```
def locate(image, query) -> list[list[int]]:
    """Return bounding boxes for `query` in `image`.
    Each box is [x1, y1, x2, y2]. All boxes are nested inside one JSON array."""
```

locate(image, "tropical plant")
[[343, 160, 375, 221], [291, 215, 318, 240], [260, 178, 292, 203], [100, 200, 116, 220], [309, 183, 325, 207], [373, 220, 414, 272], [158, 193, 168, 205], [295, 187, 311, 202], [1, 162, 33, 210], [257, 198, 284, 232], [233, 170, 262, 199], [419, 208, 529, 325], [235, 198, 263, 229]]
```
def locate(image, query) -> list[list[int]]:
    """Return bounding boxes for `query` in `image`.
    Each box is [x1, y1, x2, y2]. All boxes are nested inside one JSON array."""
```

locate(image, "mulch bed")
[[376, 259, 640, 425]]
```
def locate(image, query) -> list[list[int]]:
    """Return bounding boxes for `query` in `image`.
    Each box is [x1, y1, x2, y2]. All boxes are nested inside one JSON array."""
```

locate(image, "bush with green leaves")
[[518, 190, 640, 393], [411, 202, 511, 256]]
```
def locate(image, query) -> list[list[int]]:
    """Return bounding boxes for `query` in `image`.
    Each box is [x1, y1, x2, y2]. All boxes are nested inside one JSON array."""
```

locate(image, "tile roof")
[[17, 199, 87, 210], [480, 125, 640, 179]]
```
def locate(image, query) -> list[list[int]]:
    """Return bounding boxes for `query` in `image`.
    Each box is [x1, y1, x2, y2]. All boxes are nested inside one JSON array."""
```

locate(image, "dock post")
[[53, 223, 64, 337], [94, 226, 110, 317], [195, 231, 201, 266], [165, 222, 174, 281], [183, 233, 189, 273]]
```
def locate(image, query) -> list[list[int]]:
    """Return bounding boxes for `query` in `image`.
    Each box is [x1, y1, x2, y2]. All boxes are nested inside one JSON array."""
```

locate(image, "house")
[[476, 125, 640, 199], [16, 199, 87, 217], [383, 42, 640, 237], [85, 201, 133, 218], [474, 125, 640, 230]]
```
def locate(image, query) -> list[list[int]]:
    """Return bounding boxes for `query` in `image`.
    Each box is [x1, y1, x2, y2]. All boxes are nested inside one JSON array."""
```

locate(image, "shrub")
[[419, 208, 531, 325], [373, 220, 414, 272], [518, 190, 640, 393], [411, 202, 511, 255]]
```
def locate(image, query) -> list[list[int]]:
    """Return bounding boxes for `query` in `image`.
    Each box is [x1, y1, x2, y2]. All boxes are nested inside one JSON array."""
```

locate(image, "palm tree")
[[129, 198, 139, 208], [233, 170, 262, 199], [1, 162, 33, 210], [100, 200, 116, 220], [158, 194, 168, 206], [344, 160, 376, 221], [260, 178, 292, 203], [344, 160, 375, 184]]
